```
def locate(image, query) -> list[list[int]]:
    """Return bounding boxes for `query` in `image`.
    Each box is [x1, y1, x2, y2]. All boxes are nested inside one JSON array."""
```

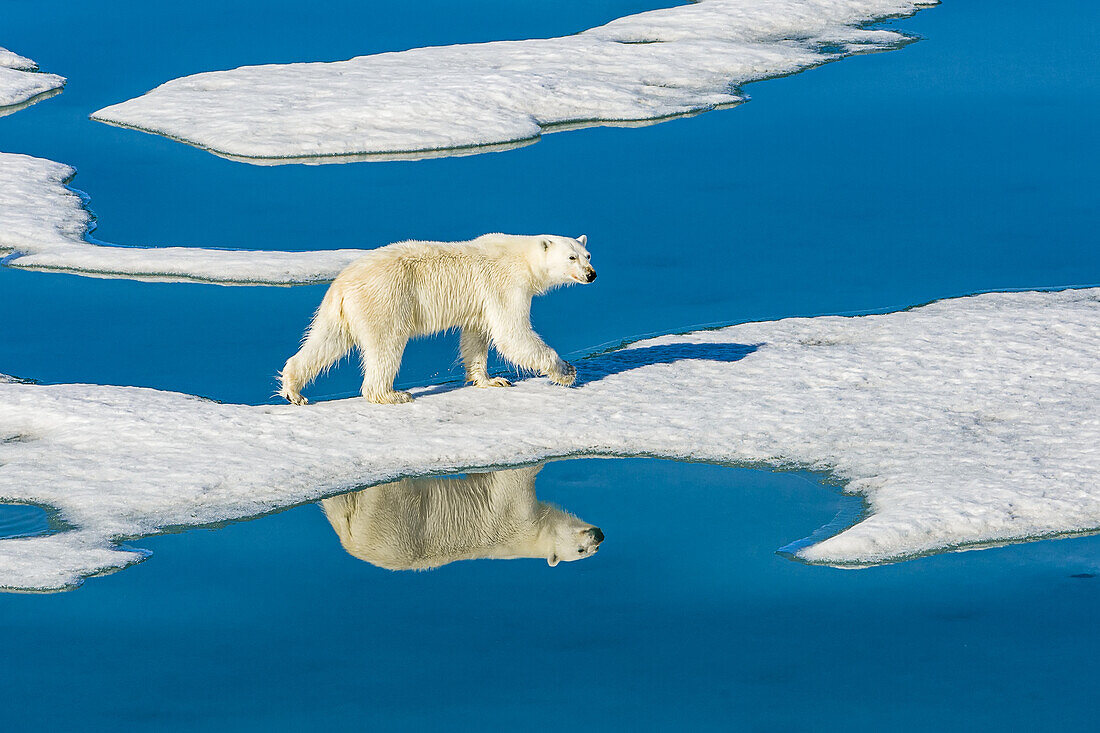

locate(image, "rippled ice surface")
[[1, 0, 1098, 727]]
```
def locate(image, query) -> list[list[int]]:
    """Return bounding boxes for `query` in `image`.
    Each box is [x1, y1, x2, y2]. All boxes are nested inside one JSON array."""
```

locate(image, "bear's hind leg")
[[279, 306, 353, 405], [357, 332, 412, 404], [461, 328, 511, 388]]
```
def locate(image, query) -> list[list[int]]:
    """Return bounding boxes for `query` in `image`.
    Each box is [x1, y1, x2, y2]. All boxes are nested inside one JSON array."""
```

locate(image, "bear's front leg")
[[486, 298, 577, 388], [461, 328, 513, 388], [494, 331, 575, 388], [547, 360, 577, 386]]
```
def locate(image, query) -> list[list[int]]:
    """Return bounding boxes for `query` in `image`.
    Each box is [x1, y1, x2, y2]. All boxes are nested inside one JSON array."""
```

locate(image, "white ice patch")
[[0, 152, 367, 284], [2, 288, 1098, 590], [91, 0, 935, 163], [0, 47, 37, 71], [0, 47, 64, 115]]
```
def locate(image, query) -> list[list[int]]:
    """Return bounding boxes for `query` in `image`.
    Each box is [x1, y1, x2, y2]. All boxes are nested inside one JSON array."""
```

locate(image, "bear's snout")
[[584, 269, 597, 283], [587, 526, 604, 545]]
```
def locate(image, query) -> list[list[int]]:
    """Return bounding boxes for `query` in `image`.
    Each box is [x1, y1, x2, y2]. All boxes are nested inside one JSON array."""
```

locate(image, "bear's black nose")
[[587, 527, 604, 544], [586, 271, 597, 283]]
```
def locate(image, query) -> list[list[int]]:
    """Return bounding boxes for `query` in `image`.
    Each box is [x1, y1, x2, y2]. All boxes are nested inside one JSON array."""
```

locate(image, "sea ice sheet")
[[2, 288, 1097, 590], [0, 47, 64, 114], [0, 48, 36, 71], [91, 0, 936, 162], [0, 152, 367, 284]]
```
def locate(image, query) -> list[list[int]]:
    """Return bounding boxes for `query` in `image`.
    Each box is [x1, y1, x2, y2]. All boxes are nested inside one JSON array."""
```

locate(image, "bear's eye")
[[569, 255, 577, 261]]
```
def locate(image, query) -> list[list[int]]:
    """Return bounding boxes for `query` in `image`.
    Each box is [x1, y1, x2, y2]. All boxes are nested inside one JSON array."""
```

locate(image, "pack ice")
[[0, 152, 366, 284], [0, 47, 64, 115], [2, 287, 1097, 591], [91, 0, 936, 163]]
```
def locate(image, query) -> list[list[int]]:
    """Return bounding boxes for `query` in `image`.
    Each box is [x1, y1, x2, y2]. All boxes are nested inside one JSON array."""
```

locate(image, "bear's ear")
[[547, 554, 559, 567], [577, 234, 587, 247], [542, 239, 551, 251]]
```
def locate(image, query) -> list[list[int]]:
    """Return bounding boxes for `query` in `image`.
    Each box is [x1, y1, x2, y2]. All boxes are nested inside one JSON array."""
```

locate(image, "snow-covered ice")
[[2, 287, 1098, 591], [91, 0, 936, 163], [0, 152, 367, 284], [0, 48, 36, 71], [0, 47, 64, 115]]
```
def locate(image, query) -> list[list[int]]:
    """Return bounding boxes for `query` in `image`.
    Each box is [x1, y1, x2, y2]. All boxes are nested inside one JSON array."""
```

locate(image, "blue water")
[[2, 0, 1097, 403], [0, 504, 51, 539], [2, 0, 1099, 728], [2, 459, 1099, 730]]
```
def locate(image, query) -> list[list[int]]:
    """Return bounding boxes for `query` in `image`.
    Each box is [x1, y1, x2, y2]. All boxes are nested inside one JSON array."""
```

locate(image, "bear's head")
[[539, 234, 596, 289], [538, 503, 605, 566]]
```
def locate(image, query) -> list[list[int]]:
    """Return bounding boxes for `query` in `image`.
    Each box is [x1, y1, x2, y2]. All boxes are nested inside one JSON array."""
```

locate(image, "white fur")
[[321, 465, 603, 569], [279, 233, 595, 405]]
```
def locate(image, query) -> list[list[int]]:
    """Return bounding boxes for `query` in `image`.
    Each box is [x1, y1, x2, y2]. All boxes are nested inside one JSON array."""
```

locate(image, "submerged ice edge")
[[90, 0, 936, 163], [2, 288, 1098, 591], [0, 47, 65, 112], [0, 152, 369, 285]]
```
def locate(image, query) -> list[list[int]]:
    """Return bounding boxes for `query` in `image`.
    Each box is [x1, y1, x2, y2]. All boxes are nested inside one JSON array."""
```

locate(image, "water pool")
[[2, 458, 1099, 729], [2, 0, 1099, 727]]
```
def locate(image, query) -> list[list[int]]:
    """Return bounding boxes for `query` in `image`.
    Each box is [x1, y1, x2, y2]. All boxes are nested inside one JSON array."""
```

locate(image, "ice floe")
[[0, 152, 367, 284], [2, 287, 1097, 590], [0, 47, 64, 115], [91, 0, 936, 163], [0, 48, 36, 71]]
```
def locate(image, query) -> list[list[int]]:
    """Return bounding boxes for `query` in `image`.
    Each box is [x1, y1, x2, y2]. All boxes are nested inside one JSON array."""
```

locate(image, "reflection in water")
[[202, 109, 726, 166], [322, 464, 602, 570], [0, 87, 63, 118]]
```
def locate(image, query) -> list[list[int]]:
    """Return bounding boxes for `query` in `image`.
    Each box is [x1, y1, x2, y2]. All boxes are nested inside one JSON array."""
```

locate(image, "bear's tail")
[[278, 291, 353, 404]]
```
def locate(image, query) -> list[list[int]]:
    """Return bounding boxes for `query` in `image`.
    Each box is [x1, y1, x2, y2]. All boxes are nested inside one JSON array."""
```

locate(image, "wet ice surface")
[[0, 47, 64, 114], [2, 287, 1097, 590], [91, 0, 935, 162], [0, 153, 367, 284]]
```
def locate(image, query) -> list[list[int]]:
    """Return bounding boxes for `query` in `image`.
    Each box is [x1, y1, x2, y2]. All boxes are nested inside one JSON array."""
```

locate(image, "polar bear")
[[320, 464, 604, 569], [279, 233, 596, 405]]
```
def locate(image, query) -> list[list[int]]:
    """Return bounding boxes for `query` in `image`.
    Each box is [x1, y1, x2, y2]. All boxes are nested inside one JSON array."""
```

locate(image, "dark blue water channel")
[[1, 0, 1099, 729]]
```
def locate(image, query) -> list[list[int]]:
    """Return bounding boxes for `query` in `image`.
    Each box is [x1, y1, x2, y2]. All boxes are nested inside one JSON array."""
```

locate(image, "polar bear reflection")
[[321, 464, 603, 569]]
